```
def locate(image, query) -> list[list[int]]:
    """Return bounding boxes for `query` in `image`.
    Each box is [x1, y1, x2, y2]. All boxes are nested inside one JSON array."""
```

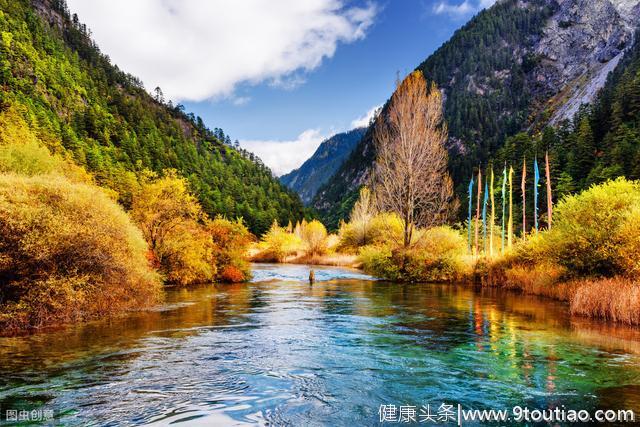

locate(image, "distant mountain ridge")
[[280, 128, 366, 204], [313, 0, 640, 228]]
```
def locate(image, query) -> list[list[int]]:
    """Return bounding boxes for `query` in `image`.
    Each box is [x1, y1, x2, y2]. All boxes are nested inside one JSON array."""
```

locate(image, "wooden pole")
[[501, 166, 506, 254], [546, 151, 553, 230], [490, 167, 495, 257], [521, 157, 527, 238], [468, 175, 474, 254], [508, 166, 513, 248], [475, 168, 481, 256]]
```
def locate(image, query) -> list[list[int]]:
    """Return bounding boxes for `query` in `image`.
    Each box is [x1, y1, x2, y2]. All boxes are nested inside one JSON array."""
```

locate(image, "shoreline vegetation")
[[251, 178, 640, 325], [2, 1, 640, 338], [0, 110, 254, 335], [250, 71, 640, 327]]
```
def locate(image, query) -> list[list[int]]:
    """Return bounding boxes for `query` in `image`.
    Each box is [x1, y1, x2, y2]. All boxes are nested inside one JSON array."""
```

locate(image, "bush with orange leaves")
[[208, 217, 252, 282]]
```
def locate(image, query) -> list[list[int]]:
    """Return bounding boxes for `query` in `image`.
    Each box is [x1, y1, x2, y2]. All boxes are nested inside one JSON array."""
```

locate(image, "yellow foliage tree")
[[131, 171, 214, 285], [302, 220, 328, 256], [207, 217, 253, 282], [259, 221, 302, 262]]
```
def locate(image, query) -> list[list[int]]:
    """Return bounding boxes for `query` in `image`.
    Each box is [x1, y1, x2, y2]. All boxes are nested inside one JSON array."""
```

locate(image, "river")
[[1, 263, 640, 425]]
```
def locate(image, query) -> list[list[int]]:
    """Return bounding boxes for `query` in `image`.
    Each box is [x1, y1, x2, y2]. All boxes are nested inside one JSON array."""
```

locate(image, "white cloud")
[[432, 0, 496, 18], [240, 129, 328, 176], [66, 0, 377, 102], [350, 104, 382, 128]]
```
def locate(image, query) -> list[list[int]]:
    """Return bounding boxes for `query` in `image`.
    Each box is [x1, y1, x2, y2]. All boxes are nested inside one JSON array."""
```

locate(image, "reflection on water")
[[1, 263, 640, 425]]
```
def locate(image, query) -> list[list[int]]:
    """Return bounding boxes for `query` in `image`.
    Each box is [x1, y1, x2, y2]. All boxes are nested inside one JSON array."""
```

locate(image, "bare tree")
[[372, 71, 454, 248]]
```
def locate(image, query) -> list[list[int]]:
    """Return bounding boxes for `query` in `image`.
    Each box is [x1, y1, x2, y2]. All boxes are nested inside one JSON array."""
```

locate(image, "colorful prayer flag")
[[501, 166, 506, 253], [534, 157, 540, 233], [483, 179, 488, 254], [468, 175, 474, 253]]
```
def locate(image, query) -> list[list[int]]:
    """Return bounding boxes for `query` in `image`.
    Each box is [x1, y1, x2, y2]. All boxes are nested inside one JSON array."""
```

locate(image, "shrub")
[[208, 217, 253, 282], [359, 226, 468, 282], [541, 178, 640, 277], [414, 226, 466, 256], [256, 221, 302, 262], [220, 266, 246, 283], [358, 245, 398, 278], [339, 212, 404, 252], [160, 224, 214, 286], [301, 219, 328, 255], [0, 174, 161, 333]]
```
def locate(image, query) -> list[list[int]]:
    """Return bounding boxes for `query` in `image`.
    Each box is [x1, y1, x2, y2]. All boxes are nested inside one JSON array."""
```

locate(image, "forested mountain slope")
[[313, 0, 640, 229], [0, 0, 306, 235], [280, 128, 365, 204]]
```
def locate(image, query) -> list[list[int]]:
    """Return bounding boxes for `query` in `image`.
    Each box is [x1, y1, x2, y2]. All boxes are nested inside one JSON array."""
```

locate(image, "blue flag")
[[483, 179, 488, 253], [468, 176, 474, 253], [534, 157, 540, 233]]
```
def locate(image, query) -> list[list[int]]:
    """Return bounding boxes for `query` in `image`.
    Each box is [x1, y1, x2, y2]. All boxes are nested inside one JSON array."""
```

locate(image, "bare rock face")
[[533, 0, 640, 123]]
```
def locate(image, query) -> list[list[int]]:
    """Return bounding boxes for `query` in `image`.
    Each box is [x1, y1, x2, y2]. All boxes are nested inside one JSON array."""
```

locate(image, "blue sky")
[[68, 0, 494, 174]]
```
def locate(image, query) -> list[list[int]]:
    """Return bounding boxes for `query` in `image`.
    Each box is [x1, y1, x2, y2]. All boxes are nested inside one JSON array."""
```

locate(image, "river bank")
[[248, 248, 360, 268]]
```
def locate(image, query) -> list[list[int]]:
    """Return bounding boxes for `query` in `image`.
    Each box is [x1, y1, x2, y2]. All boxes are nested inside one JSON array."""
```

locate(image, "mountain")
[[313, 0, 640, 229], [0, 0, 307, 235], [280, 128, 366, 204]]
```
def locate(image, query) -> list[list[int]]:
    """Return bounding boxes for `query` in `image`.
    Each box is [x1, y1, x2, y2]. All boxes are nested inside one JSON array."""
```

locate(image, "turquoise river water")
[[1, 263, 640, 425]]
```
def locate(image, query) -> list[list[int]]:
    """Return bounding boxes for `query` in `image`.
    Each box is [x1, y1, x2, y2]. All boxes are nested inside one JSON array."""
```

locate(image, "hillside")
[[0, 0, 307, 235], [313, 0, 640, 229], [280, 128, 365, 204]]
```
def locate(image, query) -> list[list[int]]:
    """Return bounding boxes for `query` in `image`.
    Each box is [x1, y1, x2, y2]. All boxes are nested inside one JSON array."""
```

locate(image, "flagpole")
[[521, 157, 527, 238], [501, 165, 506, 254], [475, 168, 481, 256], [508, 166, 513, 248], [490, 167, 495, 257], [483, 179, 488, 254], [468, 175, 474, 254], [534, 157, 539, 234], [546, 151, 553, 230]]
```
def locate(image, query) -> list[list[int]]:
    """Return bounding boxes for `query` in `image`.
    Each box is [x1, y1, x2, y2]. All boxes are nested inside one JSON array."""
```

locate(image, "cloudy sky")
[[67, 0, 494, 175]]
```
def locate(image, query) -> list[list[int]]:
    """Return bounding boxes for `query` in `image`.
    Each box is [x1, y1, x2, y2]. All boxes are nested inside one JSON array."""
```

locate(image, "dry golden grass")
[[248, 245, 360, 268], [287, 253, 360, 268], [570, 277, 640, 325], [502, 264, 576, 301]]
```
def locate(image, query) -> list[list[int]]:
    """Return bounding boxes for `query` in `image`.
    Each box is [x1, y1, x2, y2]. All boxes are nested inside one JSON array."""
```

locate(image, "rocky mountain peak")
[[536, 0, 640, 123]]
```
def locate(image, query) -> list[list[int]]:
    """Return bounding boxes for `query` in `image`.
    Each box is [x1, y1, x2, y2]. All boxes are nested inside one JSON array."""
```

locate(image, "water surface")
[[2, 263, 640, 425]]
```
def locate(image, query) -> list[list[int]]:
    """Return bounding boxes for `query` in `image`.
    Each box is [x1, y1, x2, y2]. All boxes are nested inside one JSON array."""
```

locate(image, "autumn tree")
[[347, 186, 377, 246], [301, 220, 328, 255], [131, 170, 213, 285], [207, 217, 253, 283], [372, 71, 454, 247]]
